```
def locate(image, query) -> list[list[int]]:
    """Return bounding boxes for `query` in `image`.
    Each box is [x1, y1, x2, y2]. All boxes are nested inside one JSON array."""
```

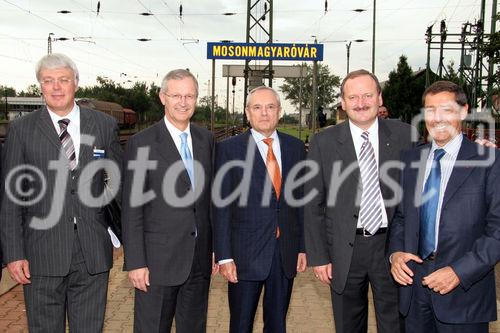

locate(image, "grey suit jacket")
[[122, 120, 214, 286], [0, 106, 122, 276], [305, 119, 415, 293]]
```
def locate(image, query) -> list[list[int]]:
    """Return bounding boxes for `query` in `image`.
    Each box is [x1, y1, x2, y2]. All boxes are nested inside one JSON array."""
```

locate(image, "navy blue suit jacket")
[[213, 130, 305, 281], [389, 137, 500, 323]]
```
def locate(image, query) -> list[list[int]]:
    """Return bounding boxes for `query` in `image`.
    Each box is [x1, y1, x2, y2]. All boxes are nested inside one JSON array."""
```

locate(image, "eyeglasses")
[[164, 93, 196, 102], [39, 78, 73, 86]]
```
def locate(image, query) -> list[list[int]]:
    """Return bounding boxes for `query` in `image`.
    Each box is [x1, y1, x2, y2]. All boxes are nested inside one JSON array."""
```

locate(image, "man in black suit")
[[122, 69, 216, 332], [0, 53, 122, 332], [305, 69, 416, 332], [213, 86, 307, 333]]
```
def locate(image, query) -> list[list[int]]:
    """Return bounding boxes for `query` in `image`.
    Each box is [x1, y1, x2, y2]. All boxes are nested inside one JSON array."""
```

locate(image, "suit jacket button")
[[191, 232, 196, 236], [349, 242, 354, 247], [71, 189, 76, 194], [353, 214, 358, 218]]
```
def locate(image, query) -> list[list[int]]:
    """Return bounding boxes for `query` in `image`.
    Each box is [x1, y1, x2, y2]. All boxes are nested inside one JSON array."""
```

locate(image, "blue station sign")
[[207, 42, 323, 61]]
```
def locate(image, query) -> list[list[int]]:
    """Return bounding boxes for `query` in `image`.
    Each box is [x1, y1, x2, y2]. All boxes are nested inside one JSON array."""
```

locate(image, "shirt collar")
[[348, 118, 378, 139], [164, 116, 191, 138], [430, 133, 463, 159], [250, 128, 279, 144], [47, 103, 80, 126]]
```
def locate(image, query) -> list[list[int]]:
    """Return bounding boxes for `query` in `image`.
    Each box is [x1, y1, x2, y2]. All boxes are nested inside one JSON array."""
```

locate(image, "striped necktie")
[[358, 131, 383, 235], [58, 119, 77, 170]]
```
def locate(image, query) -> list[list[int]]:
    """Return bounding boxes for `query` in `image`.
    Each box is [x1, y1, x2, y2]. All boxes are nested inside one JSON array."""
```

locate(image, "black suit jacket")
[[305, 119, 416, 293], [389, 137, 500, 323], [213, 130, 306, 280], [122, 120, 214, 286], [0, 107, 122, 276]]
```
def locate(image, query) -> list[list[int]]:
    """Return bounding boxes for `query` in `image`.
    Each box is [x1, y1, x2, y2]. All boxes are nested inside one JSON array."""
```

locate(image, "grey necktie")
[[358, 131, 383, 234]]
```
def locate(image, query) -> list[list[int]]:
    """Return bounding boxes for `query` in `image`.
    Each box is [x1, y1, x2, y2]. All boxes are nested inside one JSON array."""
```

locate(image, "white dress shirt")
[[48, 103, 81, 165], [422, 133, 462, 251], [349, 119, 389, 229], [163, 117, 194, 158], [250, 128, 282, 174]]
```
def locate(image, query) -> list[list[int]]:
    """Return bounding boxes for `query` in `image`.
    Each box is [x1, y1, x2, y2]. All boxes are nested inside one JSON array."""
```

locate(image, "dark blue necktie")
[[419, 148, 446, 259]]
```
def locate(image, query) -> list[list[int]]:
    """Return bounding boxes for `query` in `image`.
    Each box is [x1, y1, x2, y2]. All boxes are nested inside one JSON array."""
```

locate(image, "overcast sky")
[[0, 0, 496, 113]]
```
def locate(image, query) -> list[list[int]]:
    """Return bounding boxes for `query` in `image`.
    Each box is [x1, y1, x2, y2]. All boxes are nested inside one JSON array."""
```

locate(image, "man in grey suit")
[[305, 69, 415, 332], [122, 69, 216, 332], [0, 53, 122, 332]]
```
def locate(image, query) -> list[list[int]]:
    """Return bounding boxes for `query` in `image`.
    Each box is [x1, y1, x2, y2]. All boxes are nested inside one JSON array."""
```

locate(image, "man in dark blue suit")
[[213, 86, 307, 333], [389, 81, 500, 332]]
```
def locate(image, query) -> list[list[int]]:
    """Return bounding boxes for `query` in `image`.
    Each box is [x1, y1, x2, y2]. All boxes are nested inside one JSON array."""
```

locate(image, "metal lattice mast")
[[424, 0, 496, 109], [243, 0, 273, 121]]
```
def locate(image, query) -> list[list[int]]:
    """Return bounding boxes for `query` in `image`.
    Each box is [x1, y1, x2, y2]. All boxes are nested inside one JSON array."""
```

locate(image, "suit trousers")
[[23, 229, 109, 333], [228, 241, 294, 333], [405, 259, 488, 333], [331, 233, 401, 333], [133, 242, 210, 333]]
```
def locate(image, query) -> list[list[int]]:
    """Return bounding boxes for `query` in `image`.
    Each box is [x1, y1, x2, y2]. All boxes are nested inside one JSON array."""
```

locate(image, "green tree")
[[0, 85, 17, 97], [193, 95, 227, 126], [382, 55, 428, 123], [76, 77, 163, 124], [443, 60, 460, 84], [280, 63, 341, 111], [18, 84, 41, 97]]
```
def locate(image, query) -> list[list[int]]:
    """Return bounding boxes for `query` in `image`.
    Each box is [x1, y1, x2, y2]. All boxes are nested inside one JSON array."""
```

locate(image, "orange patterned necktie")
[[263, 137, 282, 238], [263, 138, 282, 199]]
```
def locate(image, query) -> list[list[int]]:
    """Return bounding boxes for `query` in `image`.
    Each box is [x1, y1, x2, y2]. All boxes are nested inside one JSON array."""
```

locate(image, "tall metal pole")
[[232, 86, 236, 125], [226, 76, 230, 134], [459, 24, 467, 83], [269, 0, 274, 87], [438, 20, 446, 78], [211, 59, 215, 132], [346, 41, 352, 75], [4, 88, 8, 120], [243, 0, 251, 123], [485, 0, 496, 109], [298, 65, 303, 140], [425, 25, 432, 87], [47, 33, 53, 54], [311, 38, 318, 136], [371, 0, 376, 74]]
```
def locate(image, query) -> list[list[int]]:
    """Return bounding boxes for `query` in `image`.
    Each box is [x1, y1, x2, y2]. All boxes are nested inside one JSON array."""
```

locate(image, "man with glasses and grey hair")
[[122, 69, 216, 332], [0, 53, 122, 332]]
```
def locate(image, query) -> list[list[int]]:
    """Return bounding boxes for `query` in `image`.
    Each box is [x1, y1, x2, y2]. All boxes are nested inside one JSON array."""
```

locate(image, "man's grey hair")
[[246, 86, 281, 108], [36, 53, 79, 82], [160, 69, 199, 96]]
